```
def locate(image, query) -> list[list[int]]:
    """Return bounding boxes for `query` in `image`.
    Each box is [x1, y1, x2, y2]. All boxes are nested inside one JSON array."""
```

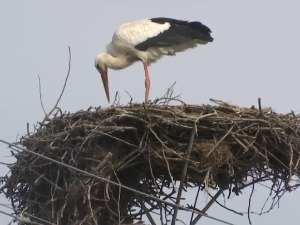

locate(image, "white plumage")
[[114, 20, 171, 47], [95, 17, 213, 103]]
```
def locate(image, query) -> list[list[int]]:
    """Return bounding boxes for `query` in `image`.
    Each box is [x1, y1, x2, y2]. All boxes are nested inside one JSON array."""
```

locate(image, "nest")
[[2, 99, 300, 225]]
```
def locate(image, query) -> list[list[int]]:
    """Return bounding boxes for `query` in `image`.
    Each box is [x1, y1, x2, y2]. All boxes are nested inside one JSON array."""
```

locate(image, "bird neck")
[[99, 53, 134, 70]]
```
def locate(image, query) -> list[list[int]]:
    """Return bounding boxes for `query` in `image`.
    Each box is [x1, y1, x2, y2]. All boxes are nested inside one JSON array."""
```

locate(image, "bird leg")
[[143, 62, 151, 102]]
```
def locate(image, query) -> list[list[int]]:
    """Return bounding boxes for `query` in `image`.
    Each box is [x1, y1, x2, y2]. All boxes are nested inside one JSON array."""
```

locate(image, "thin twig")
[[0, 210, 49, 225], [138, 196, 156, 225], [247, 183, 255, 225], [0, 203, 54, 225], [189, 186, 201, 224], [42, 46, 71, 123], [113, 91, 120, 106], [258, 98, 262, 116], [206, 126, 234, 157], [210, 193, 244, 216], [191, 189, 224, 225], [124, 90, 133, 105], [38, 74, 47, 116]]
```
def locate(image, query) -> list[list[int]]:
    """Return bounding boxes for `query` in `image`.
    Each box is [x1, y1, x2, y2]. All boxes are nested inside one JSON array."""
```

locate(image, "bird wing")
[[135, 17, 213, 51], [111, 19, 171, 50]]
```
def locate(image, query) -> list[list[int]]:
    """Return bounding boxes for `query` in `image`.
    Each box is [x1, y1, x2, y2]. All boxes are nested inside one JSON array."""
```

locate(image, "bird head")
[[95, 54, 110, 103]]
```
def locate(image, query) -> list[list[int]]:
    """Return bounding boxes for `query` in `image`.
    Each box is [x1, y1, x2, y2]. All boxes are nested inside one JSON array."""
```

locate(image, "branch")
[[191, 189, 224, 225], [38, 74, 47, 116], [171, 119, 197, 225], [42, 46, 71, 123]]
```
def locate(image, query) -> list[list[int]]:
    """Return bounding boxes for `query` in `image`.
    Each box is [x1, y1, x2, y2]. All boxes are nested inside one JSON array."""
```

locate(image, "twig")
[[0, 210, 48, 225], [211, 194, 244, 216], [191, 189, 224, 225], [113, 171, 122, 225], [42, 46, 71, 123], [247, 183, 255, 225], [138, 196, 156, 225], [163, 82, 177, 99], [26, 123, 30, 135], [38, 74, 47, 116], [113, 91, 120, 106], [258, 98, 262, 116], [0, 203, 54, 225], [148, 126, 176, 189], [189, 186, 201, 224], [206, 126, 234, 157], [124, 90, 133, 105], [171, 120, 197, 225], [155, 82, 185, 105]]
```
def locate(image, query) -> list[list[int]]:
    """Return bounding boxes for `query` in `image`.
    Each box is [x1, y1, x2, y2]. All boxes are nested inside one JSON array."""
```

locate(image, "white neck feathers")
[[96, 53, 135, 71]]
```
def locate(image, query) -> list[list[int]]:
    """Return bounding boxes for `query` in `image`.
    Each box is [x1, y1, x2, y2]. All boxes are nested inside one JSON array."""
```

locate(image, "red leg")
[[143, 62, 151, 102]]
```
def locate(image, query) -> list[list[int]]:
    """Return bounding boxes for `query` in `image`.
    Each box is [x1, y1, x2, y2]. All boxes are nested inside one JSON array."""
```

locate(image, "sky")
[[1, 1, 300, 224]]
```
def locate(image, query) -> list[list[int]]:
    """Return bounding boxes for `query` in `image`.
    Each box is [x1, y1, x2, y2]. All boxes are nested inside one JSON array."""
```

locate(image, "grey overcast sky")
[[1, 1, 300, 224]]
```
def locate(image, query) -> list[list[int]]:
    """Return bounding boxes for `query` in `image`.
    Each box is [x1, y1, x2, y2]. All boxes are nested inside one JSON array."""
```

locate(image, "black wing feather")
[[135, 17, 213, 51]]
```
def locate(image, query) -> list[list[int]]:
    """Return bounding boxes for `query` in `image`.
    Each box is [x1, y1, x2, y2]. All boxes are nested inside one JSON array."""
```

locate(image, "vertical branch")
[[171, 121, 197, 225], [114, 171, 122, 225], [189, 186, 201, 224], [42, 46, 71, 123], [258, 98, 262, 116], [247, 183, 255, 225], [38, 74, 47, 116]]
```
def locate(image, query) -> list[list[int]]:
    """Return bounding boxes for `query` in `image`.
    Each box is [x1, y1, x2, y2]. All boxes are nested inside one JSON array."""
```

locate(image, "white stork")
[[95, 17, 213, 102]]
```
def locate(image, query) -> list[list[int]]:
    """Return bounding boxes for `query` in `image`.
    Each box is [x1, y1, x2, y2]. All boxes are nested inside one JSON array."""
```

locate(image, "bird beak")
[[100, 68, 110, 103]]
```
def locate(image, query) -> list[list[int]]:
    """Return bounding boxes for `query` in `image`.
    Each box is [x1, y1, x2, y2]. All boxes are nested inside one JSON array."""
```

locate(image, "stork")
[[95, 17, 213, 103]]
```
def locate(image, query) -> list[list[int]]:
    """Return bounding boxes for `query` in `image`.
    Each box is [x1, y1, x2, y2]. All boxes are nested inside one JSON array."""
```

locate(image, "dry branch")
[[2, 99, 300, 225]]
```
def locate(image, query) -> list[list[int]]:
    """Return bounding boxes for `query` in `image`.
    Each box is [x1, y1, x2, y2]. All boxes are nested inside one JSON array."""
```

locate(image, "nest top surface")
[[11, 99, 300, 192]]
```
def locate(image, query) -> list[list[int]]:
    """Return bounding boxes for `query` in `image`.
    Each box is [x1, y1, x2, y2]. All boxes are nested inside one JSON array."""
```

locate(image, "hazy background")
[[1, 1, 300, 224]]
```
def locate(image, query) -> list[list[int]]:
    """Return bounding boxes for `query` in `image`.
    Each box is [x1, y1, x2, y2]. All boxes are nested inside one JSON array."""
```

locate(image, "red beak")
[[100, 69, 110, 103]]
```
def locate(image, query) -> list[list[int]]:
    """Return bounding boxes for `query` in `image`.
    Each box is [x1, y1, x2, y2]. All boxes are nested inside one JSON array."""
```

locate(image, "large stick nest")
[[2, 99, 300, 225]]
